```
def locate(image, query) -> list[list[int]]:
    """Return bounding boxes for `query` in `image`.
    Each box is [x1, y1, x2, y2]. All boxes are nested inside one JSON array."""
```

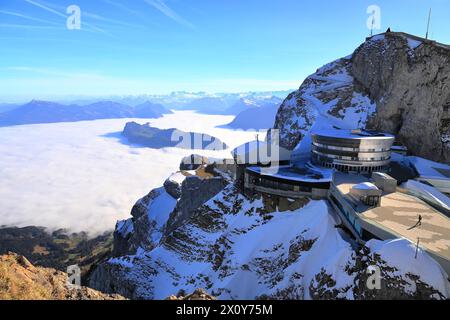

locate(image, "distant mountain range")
[[178, 96, 283, 115], [51, 90, 291, 110], [177, 97, 229, 114], [0, 100, 172, 127], [222, 101, 280, 129], [0, 91, 289, 127]]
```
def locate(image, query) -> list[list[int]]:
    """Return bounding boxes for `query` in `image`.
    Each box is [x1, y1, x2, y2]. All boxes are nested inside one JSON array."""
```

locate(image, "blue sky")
[[0, 0, 449, 101]]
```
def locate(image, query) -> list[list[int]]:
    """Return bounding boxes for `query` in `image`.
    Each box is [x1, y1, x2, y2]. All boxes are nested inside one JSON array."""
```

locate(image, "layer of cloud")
[[0, 112, 257, 235]]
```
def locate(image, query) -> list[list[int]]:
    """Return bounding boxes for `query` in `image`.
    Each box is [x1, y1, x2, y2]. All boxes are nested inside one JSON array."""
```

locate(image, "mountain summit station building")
[[230, 128, 450, 276], [311, 129, 395, 174]]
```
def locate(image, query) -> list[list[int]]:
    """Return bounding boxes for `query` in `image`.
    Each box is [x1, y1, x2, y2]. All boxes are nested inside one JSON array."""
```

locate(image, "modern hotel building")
[[311, 129, 395, 174]]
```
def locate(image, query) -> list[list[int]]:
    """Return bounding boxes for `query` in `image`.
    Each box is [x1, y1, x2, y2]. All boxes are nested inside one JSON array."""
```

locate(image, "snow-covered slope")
[[90, 180, 450, 300], [274, 56, 375, 157]]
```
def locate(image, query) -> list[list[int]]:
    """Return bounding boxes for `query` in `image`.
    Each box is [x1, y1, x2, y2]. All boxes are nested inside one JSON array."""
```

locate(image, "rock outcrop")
[[166, 288, 216, 300], [112, 168, 227, 258], [0, 253, 125, 300], [274, 32, 450, 163], [122, 122, 229, 150], [164, 176, 228, 236]]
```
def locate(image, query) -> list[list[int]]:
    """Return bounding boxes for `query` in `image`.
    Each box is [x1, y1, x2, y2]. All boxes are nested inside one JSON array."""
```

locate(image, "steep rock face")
[[112, 187, 174, 257], [112, 172, 226, 257], [352, 33, 450, 163], [274, 32, 450, 163], [164, 176, 228, 236]]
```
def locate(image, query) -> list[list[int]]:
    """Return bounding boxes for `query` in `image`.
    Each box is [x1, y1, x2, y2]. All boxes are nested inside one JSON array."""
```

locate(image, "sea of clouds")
[[0, 111, 260, 235]]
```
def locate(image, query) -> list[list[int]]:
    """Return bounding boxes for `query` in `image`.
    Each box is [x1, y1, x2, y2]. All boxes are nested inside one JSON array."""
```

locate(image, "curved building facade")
[[311, 129, 395, 173]]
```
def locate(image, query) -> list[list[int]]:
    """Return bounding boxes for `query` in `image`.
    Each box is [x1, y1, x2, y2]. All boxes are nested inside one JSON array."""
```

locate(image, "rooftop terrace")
[[334, 172, 450, 264]]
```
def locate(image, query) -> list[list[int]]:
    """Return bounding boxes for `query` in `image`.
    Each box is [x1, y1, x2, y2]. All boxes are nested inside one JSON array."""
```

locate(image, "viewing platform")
[[329, 172, 450, 276]]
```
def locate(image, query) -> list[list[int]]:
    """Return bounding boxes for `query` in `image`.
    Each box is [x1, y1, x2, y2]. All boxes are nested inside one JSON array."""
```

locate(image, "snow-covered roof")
[[247, 164, 333, 183], [372, 172, 397, 181], [352, 182, 379, 191], [409, 156, 450, 180], [401, 180, 450, 212], [231, 140, 292, 164], [312, 129, 394, 140]]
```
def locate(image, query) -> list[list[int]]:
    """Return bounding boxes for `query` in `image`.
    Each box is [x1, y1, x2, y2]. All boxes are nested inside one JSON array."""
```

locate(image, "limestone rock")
[[0, 253, 125, 300]]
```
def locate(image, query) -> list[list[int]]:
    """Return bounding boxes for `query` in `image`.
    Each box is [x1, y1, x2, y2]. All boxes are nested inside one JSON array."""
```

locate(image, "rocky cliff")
[[274, 32, 450, 163], [90, 173, 450, 300], [112, 163, 227, 258]]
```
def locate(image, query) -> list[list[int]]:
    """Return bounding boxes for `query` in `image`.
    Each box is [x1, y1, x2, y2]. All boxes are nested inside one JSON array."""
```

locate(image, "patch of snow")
[[353, 182, 379, 190], [167, 172, 187, 185], [366, 238, 450, 297], [407, 38, 422, 50], [147, 188, 177, 228], [371, 35, 385, 42], [288, 59, 377, 160], [116, 219, 134, 237]]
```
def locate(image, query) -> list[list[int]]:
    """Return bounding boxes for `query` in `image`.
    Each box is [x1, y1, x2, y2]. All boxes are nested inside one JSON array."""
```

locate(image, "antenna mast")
[[425, 8, 432, 39], [370, 15, 375, 37]]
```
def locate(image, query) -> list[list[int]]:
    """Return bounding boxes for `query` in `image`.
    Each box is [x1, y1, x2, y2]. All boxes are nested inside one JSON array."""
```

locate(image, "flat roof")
[[247, 164, 333, 183], [231, 140, 291, 161], [334, 173, 450, 262], [372, 172, 397, 181], [362, 193, 450, 261], [312, 129, 395, 140]]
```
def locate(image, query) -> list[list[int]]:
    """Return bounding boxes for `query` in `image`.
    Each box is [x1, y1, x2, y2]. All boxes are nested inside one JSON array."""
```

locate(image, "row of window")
[[313, 150, 390, 162], [312, 142, 390, 153], [247, 176, 312, 193], [320, 161, 386, 173]]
